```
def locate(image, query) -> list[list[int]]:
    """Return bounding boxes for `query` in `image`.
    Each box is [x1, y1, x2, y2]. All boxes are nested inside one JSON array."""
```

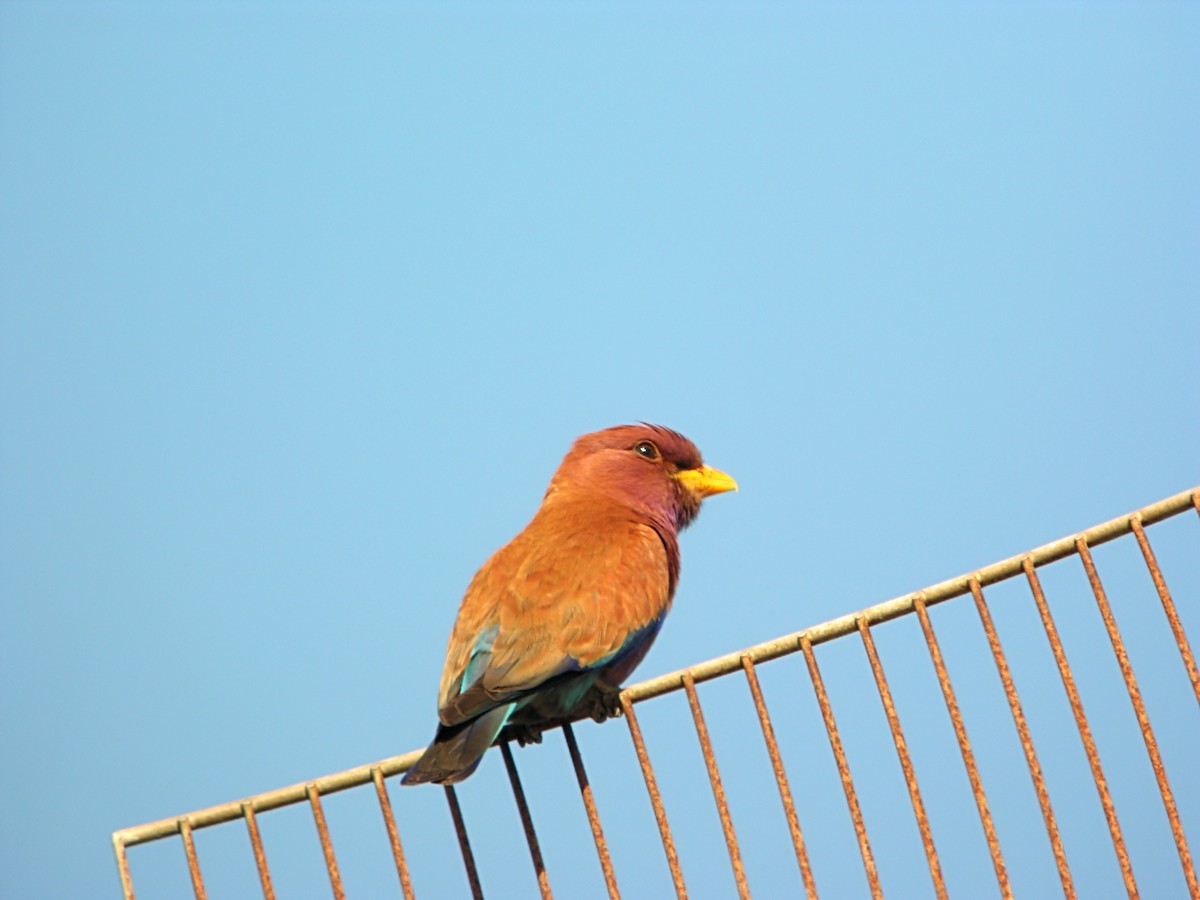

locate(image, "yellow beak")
[[675, 465, 738, 498]]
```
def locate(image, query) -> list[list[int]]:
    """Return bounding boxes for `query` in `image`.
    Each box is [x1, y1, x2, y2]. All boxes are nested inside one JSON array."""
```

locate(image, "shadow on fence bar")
[[114, 487, 1200, 899]]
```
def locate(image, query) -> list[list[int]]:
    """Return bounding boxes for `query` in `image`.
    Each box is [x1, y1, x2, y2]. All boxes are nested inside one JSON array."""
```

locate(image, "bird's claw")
[[585, 685, 624, 723], [509, 724, 545, 746]]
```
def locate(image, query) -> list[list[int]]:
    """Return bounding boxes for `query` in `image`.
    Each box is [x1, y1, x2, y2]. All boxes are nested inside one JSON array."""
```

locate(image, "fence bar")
[[618, 488, 1199, 708], [1023, 558, 1138, 898], [1076, 538, 1198, 896], [445, 786, 484, 900], [501, 742, 553, 900], [371, 767, 415, 900], [682, 672, 750, 899], [241, 802, 276, 900], [913, 594, 1011, 899], [113, 835, 136, 900], [740, 655, 818, 899], [179, 819, 208, 900], [562, 723, 621, 900], [115, 746, 422, 848], [112, 487, 1199, 853], [619, 692, 688, 899], [968, 580, 1073, 899], [306, 785, 345, 900], [800, 635, 882, 900], [110, 485, 1199, 900], [1130, 515, 1200, 706], [856, 618, 947, 900]]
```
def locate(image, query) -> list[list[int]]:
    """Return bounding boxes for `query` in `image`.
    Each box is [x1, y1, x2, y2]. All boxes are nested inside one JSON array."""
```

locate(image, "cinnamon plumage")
[[403, 424, 736, 785]]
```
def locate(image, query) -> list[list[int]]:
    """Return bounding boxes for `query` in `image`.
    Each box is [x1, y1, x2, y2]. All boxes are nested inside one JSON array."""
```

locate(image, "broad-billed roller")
[[402, 424, 736, 785]]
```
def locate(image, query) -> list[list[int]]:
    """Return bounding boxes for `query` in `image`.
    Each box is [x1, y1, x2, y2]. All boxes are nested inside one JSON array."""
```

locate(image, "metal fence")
[[113, 487, 1200, 898]]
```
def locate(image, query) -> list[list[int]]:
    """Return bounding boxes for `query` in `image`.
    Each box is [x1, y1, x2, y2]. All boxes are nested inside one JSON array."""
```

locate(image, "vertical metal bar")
[[241, 803, 276, 900], [306, 785, 345, 900], [445, 785, 485, 900], [855, 618, 948, 900], [371, 767, 416, 900], [682, 671, 750, 899], [562, 723, 621, 900], [740, 655, 819, 899], [800, 635, 882, 900], [912, 594, 1011, 899], [1130, 514, 1200, 705], [1023, 557, 1138, 897], [112, 834, 136, 900], [1075, 537, 1198, 896], [178, 819, 208, 900], [968, 579, 1074, 898], [501, 742, 553, 900], [619, 692, 688, 899]]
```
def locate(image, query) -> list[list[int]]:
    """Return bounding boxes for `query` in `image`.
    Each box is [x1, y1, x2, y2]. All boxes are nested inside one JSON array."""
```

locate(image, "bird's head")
[[545, 424, 737, 532]]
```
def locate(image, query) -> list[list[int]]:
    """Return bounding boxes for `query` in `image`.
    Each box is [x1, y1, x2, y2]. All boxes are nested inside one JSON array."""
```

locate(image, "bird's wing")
[[436, 509, 671, 727]]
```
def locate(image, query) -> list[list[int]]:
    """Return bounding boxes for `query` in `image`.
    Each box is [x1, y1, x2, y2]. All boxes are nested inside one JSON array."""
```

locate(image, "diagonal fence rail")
[[114, 487, 1200, 898]]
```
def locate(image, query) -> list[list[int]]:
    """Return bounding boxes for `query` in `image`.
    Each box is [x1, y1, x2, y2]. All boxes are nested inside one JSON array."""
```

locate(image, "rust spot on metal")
[[306, 785, 345, 900], [1023, 556, 1138, 897], [445, 785, 484, 900], [1075, 537, 1198, 897], [371, 768, 415, 900], [801, 634, 882, 900], [501, 742, 553, 899], [1130, 515, 1200, 706], [563, 723, 621, 900], [913, 593, 1011, 899], [968, 579, 1073, 898], [682, 671, 750, 899], [178, 819, 208, 900], [620, 691, 688, 899], [112, 834, 136, 900], [740, 654, 818, 899], [856, 617, 947, 900], [241, 802, 276, 900]]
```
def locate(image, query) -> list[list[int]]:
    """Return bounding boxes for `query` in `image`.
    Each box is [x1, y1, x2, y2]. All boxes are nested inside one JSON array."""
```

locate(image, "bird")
[[401, 423, 736, 785]]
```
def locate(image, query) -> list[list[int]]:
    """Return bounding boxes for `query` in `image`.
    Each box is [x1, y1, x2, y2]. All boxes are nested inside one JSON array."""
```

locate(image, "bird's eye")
[[633, 440, 659, 460]]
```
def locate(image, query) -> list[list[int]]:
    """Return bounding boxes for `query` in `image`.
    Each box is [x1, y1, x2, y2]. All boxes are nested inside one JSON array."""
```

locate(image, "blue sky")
[[2, 3, 1198, 898]]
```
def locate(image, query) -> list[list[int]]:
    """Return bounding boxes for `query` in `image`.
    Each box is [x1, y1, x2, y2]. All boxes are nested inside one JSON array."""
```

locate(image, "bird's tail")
[[401, 703, 515, 786]]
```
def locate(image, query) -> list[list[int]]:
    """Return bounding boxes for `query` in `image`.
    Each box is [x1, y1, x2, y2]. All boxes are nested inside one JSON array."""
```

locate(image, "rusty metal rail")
[[113, 486, 1200, 898]]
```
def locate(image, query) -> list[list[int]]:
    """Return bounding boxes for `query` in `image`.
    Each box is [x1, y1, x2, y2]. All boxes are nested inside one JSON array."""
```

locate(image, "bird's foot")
[[585, 684, 624, 723], [508, 724, 545, 746]]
